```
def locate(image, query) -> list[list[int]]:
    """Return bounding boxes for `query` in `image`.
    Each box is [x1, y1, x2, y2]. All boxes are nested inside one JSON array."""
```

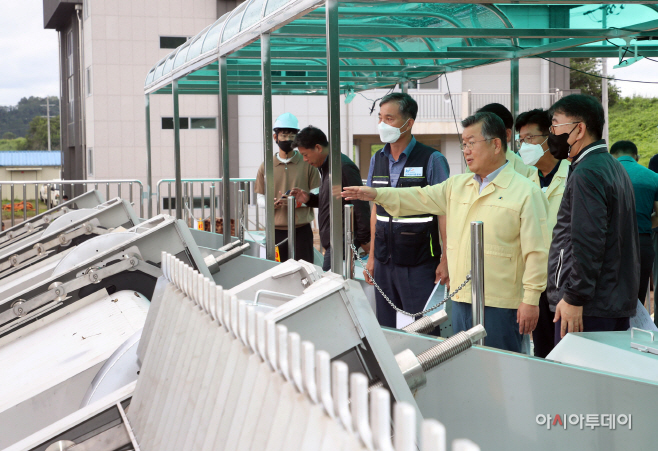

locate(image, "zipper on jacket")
[[555, 248, 564, 288]]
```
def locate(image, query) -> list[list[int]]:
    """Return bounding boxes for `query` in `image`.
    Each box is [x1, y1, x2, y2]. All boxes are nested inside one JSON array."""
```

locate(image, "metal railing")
[[469, 92, 559, 116], [0, 179, 144, 227], [155, 178, 259, 230], [413, 92, 462, 121], [409, 90, 562, 122]]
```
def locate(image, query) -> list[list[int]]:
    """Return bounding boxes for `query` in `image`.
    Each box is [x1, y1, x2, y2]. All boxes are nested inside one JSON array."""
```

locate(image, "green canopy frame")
[[143, 0, 658, 271]]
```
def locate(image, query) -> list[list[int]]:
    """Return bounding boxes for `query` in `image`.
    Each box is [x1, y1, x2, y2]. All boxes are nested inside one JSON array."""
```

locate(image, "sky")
[[0, 0, 658, 106], [0, 0, 59, 106]]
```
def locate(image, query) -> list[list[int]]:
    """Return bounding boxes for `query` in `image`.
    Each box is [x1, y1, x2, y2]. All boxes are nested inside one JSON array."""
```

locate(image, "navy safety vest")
[[372, 142, 441, 267]]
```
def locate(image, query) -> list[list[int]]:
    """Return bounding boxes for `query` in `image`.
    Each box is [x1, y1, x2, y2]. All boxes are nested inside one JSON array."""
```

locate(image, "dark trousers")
[[373, 258, 437, 328], [274, 223, 314, 264], [533, 291, 555, 358], [322, 247, 332, 272], [554, 316, 630, 346], [451, 301, 523, 353], [638, 233, 654, 304]]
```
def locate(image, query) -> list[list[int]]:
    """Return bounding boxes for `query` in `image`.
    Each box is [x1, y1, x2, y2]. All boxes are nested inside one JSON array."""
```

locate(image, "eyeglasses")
[[549, 122, 581, 135], [278, 131, 298, 139], [515, 135, 548, 148], [460, 138, 491, 152]]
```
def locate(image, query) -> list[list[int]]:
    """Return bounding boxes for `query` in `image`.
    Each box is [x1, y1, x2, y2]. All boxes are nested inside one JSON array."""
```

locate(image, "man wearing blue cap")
[[255, 113, 321, 263]]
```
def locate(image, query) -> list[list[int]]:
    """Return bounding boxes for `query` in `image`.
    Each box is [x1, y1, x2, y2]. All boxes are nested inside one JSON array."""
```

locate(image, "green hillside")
[[609, 97, 658, 167]]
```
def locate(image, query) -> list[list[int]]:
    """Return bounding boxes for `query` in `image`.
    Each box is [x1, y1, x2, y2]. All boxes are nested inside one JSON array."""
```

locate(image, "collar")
[[381, 137, 416, 161], [274, 151, 300, 166], [539, 160, 561, 179], [556, 158, 570, 178], [320, 154, 330, 173], [469, 161, 512, 189], [572, 139, 607, 166], [617, 155, 638, 164]]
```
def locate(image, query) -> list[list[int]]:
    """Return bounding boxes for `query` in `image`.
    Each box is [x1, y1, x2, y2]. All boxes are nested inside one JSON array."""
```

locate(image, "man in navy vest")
[[365, 93, 450, 327]]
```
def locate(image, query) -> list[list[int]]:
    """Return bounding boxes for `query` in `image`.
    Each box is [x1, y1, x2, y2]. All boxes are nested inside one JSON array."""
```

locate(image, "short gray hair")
[[461, 112, 507, 150], [380, 93, 418, 120]]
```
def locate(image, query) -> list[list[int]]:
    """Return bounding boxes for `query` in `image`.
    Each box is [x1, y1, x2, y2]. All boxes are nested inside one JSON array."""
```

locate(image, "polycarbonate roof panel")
[[241, 0, 267, 31], [186, 24, 213, 62], [173, 41, 191, 68], [145, 1, 658, 96], [222, 2, 249, 43], [201, 14, 230, 54]]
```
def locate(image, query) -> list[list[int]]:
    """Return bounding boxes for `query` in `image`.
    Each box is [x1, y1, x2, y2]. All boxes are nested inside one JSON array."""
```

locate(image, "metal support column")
[[344, 204, 354, 279], [145, 94, 153, 218], [238, 189, 246, 244], [172, 80, 182, 220], [288, 196, 296, 260], [326, 0, 343, 272], [210, 184, 216, 234], [219, 56, 231, 245], [510, 58, 519, 153], [261, 33, 276, 260], [470, 221, 485, 345]]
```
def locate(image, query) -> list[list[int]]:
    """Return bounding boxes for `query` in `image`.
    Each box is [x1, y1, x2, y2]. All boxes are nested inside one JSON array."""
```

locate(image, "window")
[[160, 36, 188, 49], [162, 117, 189, 129], [190, 117, 217, 129], [86, 67, 92, 96], [67, 31, 74, 76], [87, 148, 94, 176]]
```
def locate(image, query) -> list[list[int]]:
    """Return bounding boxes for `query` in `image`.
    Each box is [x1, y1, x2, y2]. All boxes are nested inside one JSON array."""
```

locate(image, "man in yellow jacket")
[[476, 103, 540, 185], [515, 108, 569, 357], [343, 112, 550, 353]]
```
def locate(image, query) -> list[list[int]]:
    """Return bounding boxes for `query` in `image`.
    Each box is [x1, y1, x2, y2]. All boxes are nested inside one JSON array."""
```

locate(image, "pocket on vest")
[[374, 222, 389, 263], [392, 223, 433, 266]]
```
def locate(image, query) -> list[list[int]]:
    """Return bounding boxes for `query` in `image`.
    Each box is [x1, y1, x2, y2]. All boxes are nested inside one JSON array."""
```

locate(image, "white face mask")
[[378, 119, 410, 144], [519, 137, 548, 166]]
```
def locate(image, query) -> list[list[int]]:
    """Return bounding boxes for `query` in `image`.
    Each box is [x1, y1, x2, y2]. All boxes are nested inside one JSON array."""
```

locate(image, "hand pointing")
[[341, 186, 377, 202]]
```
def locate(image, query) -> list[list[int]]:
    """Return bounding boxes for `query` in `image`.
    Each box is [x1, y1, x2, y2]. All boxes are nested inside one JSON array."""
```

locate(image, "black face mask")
[[277, 140, 294, 154], [547, 124, 579, 160]]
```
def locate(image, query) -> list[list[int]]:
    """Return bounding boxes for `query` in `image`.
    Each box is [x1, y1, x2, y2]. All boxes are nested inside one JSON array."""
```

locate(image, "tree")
[[25, 115, 61, 150], [0, 96, 60, 138], [0, 137, 28, 151], [570, 58, 621, 106], [2, 132, 16, 140]]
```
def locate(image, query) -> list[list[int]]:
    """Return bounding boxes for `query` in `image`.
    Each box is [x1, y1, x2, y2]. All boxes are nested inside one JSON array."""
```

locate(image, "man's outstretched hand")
[[342, 186, 377, 202]]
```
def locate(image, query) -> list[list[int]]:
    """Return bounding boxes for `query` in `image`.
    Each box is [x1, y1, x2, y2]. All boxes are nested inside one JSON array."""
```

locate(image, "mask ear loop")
[[399, 118, 411, 135]]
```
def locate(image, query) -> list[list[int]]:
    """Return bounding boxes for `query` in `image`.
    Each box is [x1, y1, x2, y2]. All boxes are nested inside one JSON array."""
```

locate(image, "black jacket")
[[547, 140, 639, 317], [306, 153, 371, 251]]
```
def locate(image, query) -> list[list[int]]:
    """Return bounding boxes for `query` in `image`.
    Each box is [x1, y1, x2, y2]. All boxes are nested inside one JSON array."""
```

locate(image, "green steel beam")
[[274, 24, 658, 40]]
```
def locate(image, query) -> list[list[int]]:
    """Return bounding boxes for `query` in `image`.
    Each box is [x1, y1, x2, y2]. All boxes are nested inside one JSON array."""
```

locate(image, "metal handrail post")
[[35, 184, 39, 215], [201, 182, 205, 220], [470, 221, 485, 345], [344, 204, 354, 279], [210, 184, 216, 234], [10, 186, 15, 227], [47, 184, 51, 210], [173, 79, 183, 220], [22, 184, 27, 222], [288, 196, 296, 261], [238, 189, 245, 244], [167, 182, 172, 216]]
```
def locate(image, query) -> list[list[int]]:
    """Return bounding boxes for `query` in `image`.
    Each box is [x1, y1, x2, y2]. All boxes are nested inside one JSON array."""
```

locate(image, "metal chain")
[[350, 244, 471, 317]]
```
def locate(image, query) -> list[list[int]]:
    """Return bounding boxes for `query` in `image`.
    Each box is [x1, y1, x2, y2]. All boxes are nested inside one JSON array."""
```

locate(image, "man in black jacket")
[[289, 126, 371, 271], [547, 94, 639, 343]]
